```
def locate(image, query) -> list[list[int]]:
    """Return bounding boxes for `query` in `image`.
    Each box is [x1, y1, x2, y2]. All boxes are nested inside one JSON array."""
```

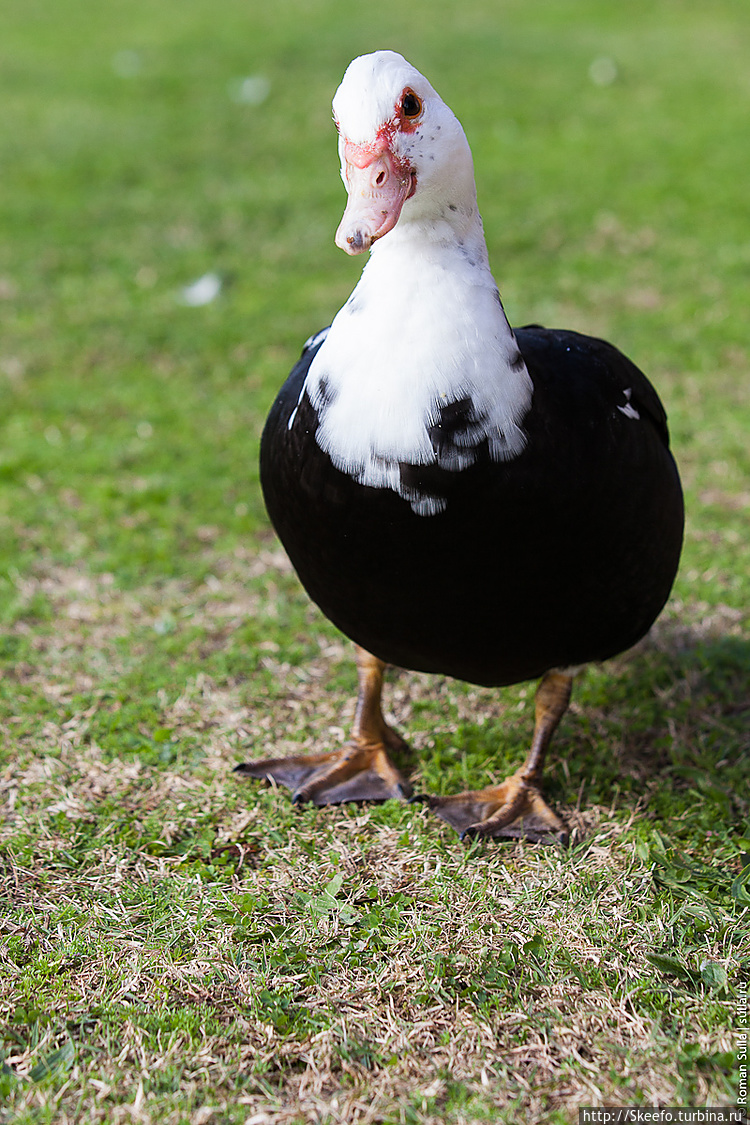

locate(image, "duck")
[[236, 50, 684, 842]]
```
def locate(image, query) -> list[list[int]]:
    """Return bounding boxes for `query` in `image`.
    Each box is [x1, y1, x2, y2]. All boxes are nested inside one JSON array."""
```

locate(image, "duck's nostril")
[[375, 170, 386, 186]]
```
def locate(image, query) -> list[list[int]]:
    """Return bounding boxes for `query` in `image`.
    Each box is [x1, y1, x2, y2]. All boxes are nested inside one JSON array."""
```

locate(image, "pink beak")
[[335, 137, 415, 255]]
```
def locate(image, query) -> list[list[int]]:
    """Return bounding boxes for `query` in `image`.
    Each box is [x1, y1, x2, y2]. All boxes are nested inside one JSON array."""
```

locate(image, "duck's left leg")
[[234, 645, 412, 805], [426, 670, 573, 843]]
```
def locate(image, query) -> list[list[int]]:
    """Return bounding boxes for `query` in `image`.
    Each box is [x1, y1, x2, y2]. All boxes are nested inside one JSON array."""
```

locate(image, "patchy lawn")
[[1, 0, 748, 1122]]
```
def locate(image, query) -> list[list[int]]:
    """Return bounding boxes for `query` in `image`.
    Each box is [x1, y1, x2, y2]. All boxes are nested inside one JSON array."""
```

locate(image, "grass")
[[1, 0, 749, 1121]]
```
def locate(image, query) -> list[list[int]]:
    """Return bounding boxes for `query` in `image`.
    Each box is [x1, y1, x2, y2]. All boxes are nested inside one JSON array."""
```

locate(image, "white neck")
[[299, 164, 532, 516]]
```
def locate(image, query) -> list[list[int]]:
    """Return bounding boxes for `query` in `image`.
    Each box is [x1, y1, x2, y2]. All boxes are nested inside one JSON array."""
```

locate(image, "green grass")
[[1, 0, 749, 1121]]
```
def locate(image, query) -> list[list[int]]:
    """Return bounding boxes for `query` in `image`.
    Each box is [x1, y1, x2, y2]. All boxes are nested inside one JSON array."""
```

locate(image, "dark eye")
[[401, 90, 422, 118]]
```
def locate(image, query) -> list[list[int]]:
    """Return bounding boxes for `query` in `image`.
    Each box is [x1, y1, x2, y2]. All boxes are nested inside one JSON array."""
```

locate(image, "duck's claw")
[[235, 645, 412, 808], [235, 742, 412, 806], [426, 774, 568, 844], [425, 670, 575, 845]]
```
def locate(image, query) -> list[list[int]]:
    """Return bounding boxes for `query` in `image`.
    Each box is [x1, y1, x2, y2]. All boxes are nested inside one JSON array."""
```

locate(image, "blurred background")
[[0, 0, 748, 602], [1, 2, 748, 1119]]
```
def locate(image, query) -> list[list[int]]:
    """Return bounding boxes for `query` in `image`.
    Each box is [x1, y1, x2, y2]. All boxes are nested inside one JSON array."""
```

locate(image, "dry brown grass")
[[2, 550, 747, 1123]]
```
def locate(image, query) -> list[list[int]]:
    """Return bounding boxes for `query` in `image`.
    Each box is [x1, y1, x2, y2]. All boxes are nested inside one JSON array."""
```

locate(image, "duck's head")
[[332, 51, 477, 255]]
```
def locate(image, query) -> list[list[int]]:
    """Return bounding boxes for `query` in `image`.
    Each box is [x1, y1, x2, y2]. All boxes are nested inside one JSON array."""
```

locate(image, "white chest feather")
[[297, 233, 533, 515]]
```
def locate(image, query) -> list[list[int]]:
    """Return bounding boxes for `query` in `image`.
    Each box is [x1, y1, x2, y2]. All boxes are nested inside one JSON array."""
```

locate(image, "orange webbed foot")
[[425, 773, 567, 843], [421, 670, 575, 845], [235, 645, 412, 807]]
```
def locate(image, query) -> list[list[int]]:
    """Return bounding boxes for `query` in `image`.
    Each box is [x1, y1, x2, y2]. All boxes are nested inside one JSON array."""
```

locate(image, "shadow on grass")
[[553, 629, 750, 831], [413, 626, 749, 841]]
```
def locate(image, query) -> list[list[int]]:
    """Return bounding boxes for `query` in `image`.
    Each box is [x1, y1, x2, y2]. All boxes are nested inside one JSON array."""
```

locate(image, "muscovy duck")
[[236, 51, 684, 842]]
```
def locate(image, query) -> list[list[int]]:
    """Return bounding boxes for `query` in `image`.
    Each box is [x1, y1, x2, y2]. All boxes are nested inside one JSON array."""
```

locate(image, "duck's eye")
[[401, 90, 422, 118]]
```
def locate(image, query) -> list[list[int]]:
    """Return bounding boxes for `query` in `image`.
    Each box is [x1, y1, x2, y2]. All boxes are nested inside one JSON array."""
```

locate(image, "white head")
[[332, 51, 479, 254], [295, 51, 532, 517]]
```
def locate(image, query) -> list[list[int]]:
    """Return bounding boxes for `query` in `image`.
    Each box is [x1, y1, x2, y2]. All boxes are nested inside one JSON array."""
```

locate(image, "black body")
[[260, 326, 683, 688]]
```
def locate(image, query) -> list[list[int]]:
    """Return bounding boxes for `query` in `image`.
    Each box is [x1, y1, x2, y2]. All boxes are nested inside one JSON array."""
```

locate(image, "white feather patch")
[[301, 237, 532, 514], [617, 387, 641, 421], [301, 50, 534, 515]]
